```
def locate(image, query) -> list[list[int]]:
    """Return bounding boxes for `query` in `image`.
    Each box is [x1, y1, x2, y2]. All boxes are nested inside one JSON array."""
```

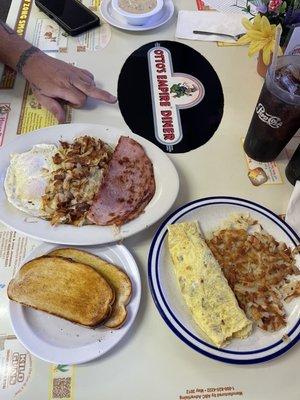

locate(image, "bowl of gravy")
[[112, 0, 164, 26]]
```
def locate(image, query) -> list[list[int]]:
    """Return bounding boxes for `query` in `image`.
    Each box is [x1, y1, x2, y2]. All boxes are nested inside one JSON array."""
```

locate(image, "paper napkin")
[[204, 0, 255, 14], [286, 180, 300, 236], [175, 10, 245, 43]]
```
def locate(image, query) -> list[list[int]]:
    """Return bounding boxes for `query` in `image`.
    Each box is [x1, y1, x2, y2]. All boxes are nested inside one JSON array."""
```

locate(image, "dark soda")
[[244, 55, 300, 162], [285, 145, 300, 186]]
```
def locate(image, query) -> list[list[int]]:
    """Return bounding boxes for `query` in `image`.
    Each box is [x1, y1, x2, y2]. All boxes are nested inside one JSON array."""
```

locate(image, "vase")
[[257, 50, 271, 78]]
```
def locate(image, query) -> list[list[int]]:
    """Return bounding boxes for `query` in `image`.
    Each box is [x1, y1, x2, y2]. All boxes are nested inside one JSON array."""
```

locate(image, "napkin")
[[204, 0, 255, 14], [175, 10, 246, 43], [286, 180, 300, 236]]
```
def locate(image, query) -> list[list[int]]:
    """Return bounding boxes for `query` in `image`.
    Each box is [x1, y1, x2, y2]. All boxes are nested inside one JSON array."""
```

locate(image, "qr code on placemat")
[[52, 377, 71, 399]]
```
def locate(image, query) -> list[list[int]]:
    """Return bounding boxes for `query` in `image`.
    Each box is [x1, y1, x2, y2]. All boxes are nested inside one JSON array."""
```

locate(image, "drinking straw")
[[270, 24, 282, 81]]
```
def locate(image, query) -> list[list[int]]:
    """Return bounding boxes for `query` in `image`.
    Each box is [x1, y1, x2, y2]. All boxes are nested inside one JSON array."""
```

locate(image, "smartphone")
[[35, 0, 100, 36]]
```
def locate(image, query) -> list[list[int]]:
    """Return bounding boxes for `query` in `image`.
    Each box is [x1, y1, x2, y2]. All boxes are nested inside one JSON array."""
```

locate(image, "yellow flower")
[[237, 15, 281, 65]]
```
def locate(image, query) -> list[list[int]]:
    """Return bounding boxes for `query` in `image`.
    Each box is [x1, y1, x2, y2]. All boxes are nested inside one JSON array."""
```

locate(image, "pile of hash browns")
[[207, 215, 300, 332], [42, 136, 112, 226]]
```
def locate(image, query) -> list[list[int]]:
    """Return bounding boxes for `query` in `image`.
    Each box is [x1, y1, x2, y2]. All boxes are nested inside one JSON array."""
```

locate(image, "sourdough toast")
[[49, 248, 132, 329], [8, 256, 115, 327]]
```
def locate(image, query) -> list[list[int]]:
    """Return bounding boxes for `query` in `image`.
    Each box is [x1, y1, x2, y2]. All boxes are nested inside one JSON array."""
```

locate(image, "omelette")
[[168, 221, 252, 347]]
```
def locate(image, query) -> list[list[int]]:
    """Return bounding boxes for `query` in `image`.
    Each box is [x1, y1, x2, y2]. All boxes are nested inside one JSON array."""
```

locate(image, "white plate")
[[148, 196, 300, 364], [0, 123, 179, 245], [9, 242, 141, 364], [100, 0, 175, 31]]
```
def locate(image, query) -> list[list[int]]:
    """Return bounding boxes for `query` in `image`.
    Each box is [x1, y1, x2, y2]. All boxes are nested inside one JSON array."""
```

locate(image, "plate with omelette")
[[148, 196, 300, 364]]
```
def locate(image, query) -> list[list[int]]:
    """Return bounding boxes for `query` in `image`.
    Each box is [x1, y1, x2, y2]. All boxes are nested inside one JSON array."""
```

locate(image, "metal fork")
[[193, 30, 244, 41]]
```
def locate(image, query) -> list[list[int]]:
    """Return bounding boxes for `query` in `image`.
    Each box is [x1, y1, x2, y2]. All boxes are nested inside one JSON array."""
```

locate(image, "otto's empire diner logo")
[[0, 336, 33, 398], [148, 44, 205, 151], [9, 352, 27, 385], [256, 103, 282, 129]]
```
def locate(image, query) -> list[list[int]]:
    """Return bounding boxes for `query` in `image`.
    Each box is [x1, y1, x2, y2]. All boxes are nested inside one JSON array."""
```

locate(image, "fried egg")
[[4, 144, 59, 217]]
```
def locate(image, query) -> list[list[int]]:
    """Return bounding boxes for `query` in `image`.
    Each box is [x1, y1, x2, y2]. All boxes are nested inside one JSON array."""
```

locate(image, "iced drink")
[[285, 145, 300, 186], [244, 56, 300, 162]]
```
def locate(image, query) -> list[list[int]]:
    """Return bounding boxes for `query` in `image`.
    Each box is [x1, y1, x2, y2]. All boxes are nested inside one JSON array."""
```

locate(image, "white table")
[[0, 1, 299, 399]]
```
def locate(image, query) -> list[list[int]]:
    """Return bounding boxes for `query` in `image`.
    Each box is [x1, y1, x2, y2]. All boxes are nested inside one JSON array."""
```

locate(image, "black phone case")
[[35, 0, 100, 36]]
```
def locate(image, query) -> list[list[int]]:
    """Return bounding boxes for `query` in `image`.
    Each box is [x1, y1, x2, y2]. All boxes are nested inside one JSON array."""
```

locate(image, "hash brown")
[[207, 214, 300, 332]]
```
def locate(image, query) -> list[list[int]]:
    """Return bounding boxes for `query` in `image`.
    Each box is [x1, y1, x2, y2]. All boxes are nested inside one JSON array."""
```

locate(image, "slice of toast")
[[49, 248, 132, 329], [7, 256, 115, 327]]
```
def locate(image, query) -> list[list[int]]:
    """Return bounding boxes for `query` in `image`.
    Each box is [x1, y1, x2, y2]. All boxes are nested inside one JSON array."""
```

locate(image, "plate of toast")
[[8, 243, 141, 364]]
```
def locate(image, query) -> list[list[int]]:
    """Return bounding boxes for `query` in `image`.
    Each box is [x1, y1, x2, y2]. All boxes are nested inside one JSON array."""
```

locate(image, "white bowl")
[[111, 0, 164, 26]]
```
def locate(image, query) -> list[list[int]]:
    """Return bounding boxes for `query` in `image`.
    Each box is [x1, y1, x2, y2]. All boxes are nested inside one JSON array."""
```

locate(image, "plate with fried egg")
[[0, 123, 179, 245], [148, 196, 300, 364]]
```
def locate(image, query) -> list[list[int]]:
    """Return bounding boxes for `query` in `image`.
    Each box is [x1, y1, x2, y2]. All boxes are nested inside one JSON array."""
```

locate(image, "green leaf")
[[56, 364, 69, 372], [294, 0, 300, 9], [279, 1, 287, 13], [286, 0, 298, 8]]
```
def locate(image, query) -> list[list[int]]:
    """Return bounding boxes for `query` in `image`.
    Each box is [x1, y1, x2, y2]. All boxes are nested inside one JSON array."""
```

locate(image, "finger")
[[79, 68, 94, 80], [71, 78, 117, 103], [79, 74, 95, 86], [56, 85, 87, 107], [34, 92, 66, 123]]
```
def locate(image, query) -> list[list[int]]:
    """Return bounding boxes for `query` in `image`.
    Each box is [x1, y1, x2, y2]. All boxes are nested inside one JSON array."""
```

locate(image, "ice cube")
[[275, 64, 300, 96]]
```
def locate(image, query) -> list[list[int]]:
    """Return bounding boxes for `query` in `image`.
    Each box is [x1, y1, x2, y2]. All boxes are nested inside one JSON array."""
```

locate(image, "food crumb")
[[282, 334, 290, 343]]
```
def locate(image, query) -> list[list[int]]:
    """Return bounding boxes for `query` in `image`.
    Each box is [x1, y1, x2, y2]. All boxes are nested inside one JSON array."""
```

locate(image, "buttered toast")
[[49, 248, 132, 329], [7, 256, 115, 327]]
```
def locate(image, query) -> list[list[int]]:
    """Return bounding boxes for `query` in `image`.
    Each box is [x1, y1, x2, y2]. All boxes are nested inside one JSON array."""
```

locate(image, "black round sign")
[[118, 40, 224, 153]]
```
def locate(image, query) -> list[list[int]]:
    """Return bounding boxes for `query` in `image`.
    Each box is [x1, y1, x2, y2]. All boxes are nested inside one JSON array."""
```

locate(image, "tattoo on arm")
[[0, 21, 16, 35], [16, 46, 41, 76]]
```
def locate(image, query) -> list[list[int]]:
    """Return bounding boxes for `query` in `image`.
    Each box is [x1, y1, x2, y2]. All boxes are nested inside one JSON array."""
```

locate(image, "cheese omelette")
[[168, 221, 252, 347]]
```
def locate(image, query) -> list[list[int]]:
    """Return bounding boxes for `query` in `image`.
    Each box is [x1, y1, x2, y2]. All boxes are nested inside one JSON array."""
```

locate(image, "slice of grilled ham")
[[87, 136, 155, 226]]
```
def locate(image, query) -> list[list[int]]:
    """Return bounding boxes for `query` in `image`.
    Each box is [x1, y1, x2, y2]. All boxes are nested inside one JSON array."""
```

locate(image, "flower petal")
[[237, 34, 251, 45], [261, 16, 271, 36], [242, 17, 253, 30], [263, 46, 271, 65], [252, 14, 262, 30], [247, 30, 265, 40], [264, 40, 274, 55], [248, 40, 267, 57]]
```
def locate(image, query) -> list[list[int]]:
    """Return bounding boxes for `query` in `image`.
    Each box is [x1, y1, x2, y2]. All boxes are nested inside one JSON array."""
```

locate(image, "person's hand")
[[22, 50, 117, 122]]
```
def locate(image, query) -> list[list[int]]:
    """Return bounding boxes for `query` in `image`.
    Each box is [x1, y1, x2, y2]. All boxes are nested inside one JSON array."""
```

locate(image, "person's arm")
[[0, 21, 117, 122]]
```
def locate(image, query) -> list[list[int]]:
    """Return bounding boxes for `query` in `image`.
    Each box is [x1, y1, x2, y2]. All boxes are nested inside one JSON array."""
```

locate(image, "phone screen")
[[37, 0, 96, 29]]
